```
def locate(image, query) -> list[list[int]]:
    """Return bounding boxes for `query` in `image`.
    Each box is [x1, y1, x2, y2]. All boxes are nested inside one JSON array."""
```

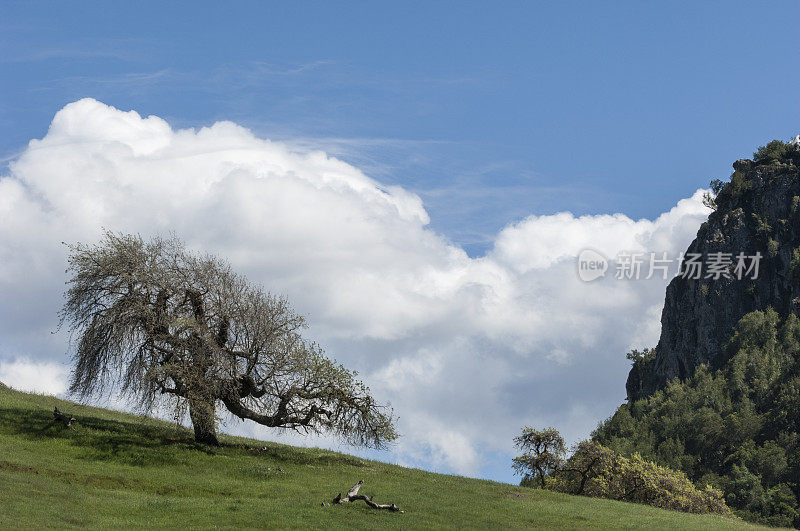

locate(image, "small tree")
[[701, 191, 717, 211], [701, 179, 723, 211], [626, 348, 655, 366], [553, 440, 613, 495], [709, 179, 725, 196], [512, 426, 566, 488], [60, 232, 397, 447]]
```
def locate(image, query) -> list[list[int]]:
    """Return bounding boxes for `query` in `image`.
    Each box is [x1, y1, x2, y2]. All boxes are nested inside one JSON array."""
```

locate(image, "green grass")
[[0, 384, 768, 529]]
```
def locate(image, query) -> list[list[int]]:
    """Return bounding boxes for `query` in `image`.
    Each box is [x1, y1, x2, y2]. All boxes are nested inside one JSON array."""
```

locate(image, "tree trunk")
[[189, 397, 219, 446]]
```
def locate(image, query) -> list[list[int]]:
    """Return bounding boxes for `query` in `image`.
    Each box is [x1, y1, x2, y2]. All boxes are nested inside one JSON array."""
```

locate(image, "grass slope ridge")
[[0, 386, 762, 529]]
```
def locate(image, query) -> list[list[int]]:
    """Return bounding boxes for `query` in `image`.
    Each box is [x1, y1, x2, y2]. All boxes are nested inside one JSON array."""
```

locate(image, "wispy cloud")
[[3, 38, 150, 64], [75, 69, 171, 86], [32, 69, 172, 93], [248, 60, 338, 76], [5, 48, 134, 63]]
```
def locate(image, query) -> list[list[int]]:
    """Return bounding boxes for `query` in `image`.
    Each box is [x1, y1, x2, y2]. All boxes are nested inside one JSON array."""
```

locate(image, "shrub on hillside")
[[548, 441, 731, 516], [513, 427, 733, 517]]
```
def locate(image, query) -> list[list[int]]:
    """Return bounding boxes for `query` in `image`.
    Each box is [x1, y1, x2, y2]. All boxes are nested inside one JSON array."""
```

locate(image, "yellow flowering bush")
[[549, 441, 732, 516]]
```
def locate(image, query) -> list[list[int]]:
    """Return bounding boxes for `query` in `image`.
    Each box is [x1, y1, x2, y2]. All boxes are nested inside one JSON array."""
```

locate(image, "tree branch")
[[332, 480, 403, 512], [220, 392, 325, 428]]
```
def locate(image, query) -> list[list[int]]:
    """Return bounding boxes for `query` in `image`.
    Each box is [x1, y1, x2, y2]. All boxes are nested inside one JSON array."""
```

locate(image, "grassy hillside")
[[0, 384, 767, 529]]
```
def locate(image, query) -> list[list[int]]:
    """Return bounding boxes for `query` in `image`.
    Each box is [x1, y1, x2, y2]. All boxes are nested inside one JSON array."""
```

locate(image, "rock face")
[[627, 154, 800, 400]]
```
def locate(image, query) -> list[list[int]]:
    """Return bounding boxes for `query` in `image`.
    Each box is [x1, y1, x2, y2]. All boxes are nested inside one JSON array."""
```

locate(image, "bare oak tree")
[[61, 232, 397, 447]]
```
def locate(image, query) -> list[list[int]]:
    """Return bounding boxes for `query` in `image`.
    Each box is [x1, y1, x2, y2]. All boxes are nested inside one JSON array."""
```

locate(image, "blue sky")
[[1, 2, 800, 484], [3, 1, 799, 255]]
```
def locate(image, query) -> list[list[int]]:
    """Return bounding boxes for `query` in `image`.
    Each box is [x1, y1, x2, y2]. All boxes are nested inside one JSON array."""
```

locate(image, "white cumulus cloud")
[[0, 358, 69, 395], [0, 99, 710, 478]]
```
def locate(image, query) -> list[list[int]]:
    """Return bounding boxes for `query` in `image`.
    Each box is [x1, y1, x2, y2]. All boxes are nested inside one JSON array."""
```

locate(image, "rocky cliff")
[[627, 140, 800, 400]]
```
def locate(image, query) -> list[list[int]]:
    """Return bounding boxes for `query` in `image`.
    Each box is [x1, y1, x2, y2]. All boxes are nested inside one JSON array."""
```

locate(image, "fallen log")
[[53, 407, 76, 429], [332, 480, 403, 512]]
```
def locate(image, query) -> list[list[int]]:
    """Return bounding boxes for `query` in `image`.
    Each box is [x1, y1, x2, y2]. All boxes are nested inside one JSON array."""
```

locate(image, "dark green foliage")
[[730, 169, 753, 197], [712, 170, 752, 212], [626, 348, 656, 365], [753, 140, 800, 166], [595, 309, 800, 527], [790, 248, 800, 281], [626, 348, 657, 378], [710, 179, 725, 195]]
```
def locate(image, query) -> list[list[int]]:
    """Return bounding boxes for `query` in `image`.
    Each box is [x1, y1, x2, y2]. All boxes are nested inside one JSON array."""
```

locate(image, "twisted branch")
[[332, 480, 403, 512]]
